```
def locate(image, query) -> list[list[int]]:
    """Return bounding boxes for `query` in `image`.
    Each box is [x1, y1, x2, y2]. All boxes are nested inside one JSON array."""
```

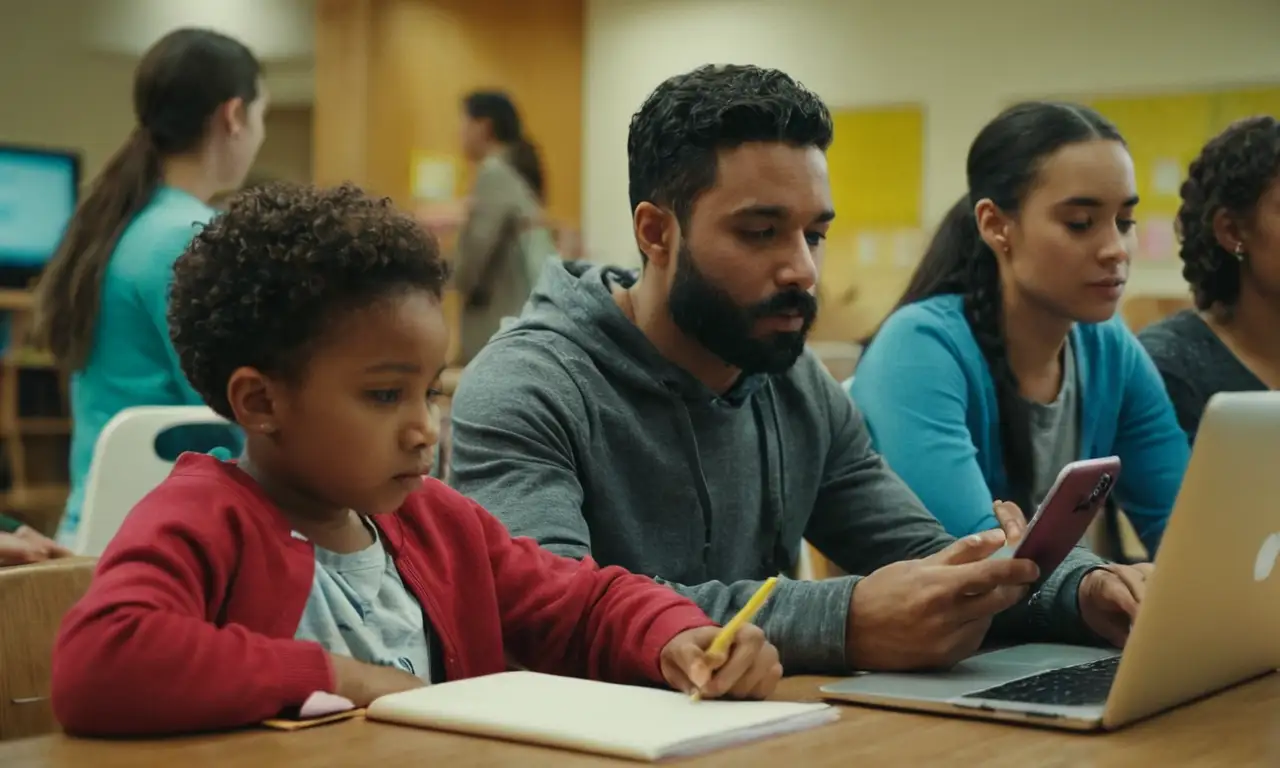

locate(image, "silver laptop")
[[821, 391, 1280, 731]]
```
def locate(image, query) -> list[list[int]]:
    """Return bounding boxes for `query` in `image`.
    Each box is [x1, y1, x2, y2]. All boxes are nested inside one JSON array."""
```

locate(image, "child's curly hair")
[[169, 182, 451, 420], [1177, 116, 1280, 312]]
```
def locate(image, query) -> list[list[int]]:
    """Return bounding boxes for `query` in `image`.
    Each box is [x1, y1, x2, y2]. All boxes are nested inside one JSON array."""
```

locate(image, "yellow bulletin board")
[[1076, 85, 1280, 264], [814, 104, 927, 343]]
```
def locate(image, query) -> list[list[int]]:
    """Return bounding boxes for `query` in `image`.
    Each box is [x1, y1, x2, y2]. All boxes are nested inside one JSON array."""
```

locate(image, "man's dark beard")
[[668, 243, 817, 375]]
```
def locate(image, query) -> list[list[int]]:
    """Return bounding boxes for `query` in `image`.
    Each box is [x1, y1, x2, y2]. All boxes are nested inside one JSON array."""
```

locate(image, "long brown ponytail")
[[33, 28, 259, 370]]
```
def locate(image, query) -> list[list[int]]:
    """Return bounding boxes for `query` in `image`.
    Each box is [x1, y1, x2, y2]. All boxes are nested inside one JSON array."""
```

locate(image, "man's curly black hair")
[[1177, 115, 1280, 311], [169, 182, 451, 421], [626, 64, 833, 264]]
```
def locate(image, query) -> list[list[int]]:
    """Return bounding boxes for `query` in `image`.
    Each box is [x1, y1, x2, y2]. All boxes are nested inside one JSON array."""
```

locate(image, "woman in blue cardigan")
[[850, 102, 1188, 555]]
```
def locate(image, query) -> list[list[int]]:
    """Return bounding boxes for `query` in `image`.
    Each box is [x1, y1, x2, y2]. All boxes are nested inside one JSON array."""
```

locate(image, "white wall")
[[583, 0, 1280, 292], [84, 0, 314, 61], [0, 0, 314, 181]]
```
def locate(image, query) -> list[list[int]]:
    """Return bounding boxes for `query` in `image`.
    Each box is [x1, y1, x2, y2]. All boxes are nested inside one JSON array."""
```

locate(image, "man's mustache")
[[749, 289, 817, 322]]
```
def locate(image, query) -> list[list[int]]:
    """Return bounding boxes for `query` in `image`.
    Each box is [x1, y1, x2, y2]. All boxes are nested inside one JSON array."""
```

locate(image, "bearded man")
[[448, 64, 1146, 675]]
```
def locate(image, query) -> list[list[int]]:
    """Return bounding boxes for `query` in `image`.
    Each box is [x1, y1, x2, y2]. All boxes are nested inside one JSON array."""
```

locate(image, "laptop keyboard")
[[966, 656, 1121, 707]]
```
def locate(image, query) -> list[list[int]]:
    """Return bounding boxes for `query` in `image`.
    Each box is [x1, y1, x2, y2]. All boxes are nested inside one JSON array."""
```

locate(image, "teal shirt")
[[59, 187, 240, 546], [849, 294, 1189, 554]]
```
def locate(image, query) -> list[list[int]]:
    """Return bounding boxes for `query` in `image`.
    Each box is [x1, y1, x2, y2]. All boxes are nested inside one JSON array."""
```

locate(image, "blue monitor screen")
[[0, 147, 78, 267]]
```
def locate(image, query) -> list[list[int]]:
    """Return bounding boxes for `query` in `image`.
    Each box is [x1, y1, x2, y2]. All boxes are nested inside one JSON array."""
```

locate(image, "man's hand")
[[846, 529, 1040, 671], [992, 500, 1028, 545], [1079, 563, 1152, 648]]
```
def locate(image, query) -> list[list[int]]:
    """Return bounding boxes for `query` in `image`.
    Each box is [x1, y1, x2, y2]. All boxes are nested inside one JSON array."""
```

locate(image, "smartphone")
[[989, 456, 1121, 574]]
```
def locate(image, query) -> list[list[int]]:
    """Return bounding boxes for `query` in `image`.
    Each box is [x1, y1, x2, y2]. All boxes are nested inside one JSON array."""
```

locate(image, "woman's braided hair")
[[865, 101, 1124, 512]]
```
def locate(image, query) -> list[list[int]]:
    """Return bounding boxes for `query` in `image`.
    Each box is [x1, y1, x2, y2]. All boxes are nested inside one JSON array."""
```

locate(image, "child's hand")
[[659, 624, 782, 700], [329, 654, 424, 707]]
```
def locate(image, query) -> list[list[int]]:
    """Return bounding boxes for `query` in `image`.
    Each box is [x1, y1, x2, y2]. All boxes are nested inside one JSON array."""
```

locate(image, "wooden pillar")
[[312, 0, 373, 187], [313, 0, 585, 362]]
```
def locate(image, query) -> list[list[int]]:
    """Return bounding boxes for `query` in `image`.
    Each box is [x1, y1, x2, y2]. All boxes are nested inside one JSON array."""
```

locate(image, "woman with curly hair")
[[851, 102, 1188, 555], [1138, 117, 1280, 444]]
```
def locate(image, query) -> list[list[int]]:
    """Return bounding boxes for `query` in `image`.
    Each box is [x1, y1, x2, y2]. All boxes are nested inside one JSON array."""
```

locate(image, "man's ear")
[[634, 202, 678, 269], [226, 366, 280, 436]]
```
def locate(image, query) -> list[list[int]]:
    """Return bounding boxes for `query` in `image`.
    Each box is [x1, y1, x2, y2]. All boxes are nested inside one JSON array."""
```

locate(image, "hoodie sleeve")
[[449, 344, 595, 559], [472, 500, 714, 685], [810, 371, 1111, 655]]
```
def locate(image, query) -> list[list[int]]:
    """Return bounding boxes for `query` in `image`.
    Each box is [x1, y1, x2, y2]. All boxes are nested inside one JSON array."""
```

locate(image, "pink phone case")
[[1011, 456, 1121, 574]]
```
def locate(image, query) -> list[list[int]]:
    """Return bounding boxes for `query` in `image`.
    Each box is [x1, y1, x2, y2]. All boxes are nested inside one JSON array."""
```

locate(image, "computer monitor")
[[0, 143, 80, 287]]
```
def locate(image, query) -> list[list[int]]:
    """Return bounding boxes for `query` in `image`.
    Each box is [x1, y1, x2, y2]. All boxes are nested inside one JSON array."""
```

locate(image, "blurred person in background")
[[33, 28, 267, 548], [1139, 117, 1280, 444], [426, 91, 558, 363]]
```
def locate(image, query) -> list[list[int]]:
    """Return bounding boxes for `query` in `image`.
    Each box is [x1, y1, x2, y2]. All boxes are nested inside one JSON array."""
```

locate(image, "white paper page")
[[366, 671, 838, 762]]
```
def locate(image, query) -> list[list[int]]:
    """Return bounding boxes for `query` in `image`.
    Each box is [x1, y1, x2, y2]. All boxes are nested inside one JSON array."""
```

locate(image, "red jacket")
[[52, 454, 713, 736]]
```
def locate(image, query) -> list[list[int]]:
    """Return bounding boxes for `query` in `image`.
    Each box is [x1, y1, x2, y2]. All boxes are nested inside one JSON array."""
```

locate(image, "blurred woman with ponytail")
[[33, 28, 266, 546], [849, 102, 1187, 555], [432, 90, 557, 363]]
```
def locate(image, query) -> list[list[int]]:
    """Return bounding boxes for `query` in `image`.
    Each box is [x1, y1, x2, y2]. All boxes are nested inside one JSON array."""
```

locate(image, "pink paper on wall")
[[1138, 219, 1177, 261]]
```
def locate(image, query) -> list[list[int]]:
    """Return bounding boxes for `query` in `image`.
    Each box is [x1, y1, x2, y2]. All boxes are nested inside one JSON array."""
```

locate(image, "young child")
[[51, 183, 783, 736]]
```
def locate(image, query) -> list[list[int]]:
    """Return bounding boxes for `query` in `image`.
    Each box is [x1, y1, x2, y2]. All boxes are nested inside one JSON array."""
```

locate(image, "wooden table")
[[3, 674, 1277, 766]]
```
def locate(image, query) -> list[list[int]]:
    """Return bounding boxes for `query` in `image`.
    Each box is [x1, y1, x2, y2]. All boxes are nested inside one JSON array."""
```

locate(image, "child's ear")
[[226, 367, 278, 436]]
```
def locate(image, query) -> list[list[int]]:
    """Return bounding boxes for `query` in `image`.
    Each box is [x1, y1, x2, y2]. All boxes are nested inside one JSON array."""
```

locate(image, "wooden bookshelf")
[[0, 289, 70, 536]]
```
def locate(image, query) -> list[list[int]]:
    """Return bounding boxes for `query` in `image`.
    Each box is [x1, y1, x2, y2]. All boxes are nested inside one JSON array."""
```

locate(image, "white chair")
[[73, 405, 230, 557]]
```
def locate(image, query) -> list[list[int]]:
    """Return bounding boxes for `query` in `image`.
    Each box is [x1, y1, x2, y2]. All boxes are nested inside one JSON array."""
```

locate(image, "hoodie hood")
[[496, 259, 765, 406]]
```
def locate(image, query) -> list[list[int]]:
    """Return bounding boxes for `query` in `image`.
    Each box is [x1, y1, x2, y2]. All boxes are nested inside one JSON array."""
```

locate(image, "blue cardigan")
[[848, 294, 1188, 554]]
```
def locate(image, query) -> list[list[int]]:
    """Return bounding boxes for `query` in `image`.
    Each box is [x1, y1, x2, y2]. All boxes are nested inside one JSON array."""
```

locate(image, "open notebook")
[[365, 671, 839, 762]]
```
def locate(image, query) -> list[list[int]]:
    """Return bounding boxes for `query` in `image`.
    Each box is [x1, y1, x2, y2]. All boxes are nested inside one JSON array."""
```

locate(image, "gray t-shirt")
[[294, 520, 435, 683], [1024, 338, 1081, 513]]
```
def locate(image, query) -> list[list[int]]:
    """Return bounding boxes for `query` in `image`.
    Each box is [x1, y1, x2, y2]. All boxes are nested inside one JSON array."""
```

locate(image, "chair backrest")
[[74, 406, 229, 557], [0, 557, 96, 740]]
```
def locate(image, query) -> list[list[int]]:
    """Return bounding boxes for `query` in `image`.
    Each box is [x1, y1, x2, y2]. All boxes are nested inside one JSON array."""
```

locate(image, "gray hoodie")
[[449, 261, 1106, 673]]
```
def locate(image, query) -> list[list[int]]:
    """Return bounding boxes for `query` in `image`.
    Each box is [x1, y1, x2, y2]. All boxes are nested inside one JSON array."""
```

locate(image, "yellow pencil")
[[690, 577, 778, 701]]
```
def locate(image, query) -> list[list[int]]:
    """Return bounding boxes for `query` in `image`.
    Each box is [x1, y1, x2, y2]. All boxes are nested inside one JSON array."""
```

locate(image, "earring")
[[1233, 243, 1246, 261], [259, 423, 276, 434]]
